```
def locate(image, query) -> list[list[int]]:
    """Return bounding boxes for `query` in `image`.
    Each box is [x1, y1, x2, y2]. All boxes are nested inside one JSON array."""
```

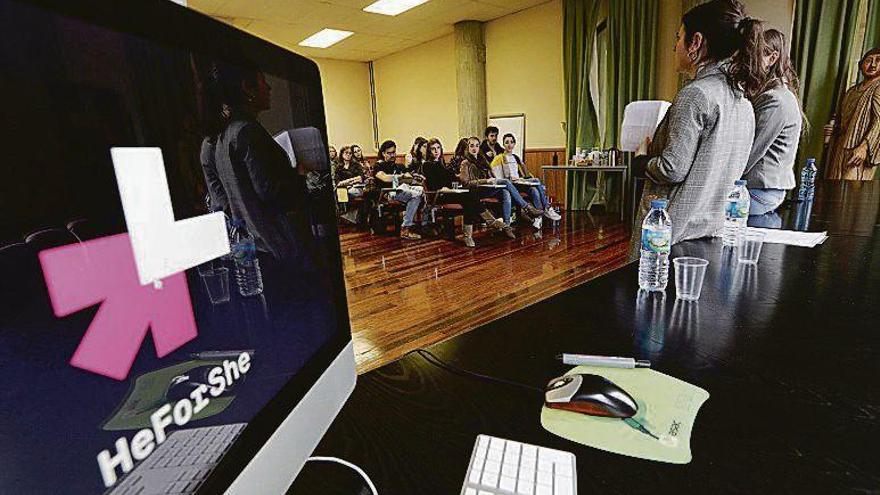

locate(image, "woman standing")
[[742, 29, 803, 216], [632, 0, 763, 249], [200, 61, 306, 261]]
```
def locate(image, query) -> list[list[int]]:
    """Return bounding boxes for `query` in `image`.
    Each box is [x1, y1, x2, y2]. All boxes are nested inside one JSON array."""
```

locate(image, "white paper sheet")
[[746, 228, 828, 248], [620, 100, 671, 152], [273, 130, 296, 168]]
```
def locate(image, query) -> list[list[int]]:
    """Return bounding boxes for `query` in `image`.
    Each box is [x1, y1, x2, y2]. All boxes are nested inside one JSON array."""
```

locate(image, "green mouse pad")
[[102, 359, 235, 431], [540, 365, 709, 464]]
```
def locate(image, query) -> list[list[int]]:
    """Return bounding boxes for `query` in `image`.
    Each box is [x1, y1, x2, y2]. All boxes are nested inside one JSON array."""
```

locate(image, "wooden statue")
[[824, 47, 880, 180]]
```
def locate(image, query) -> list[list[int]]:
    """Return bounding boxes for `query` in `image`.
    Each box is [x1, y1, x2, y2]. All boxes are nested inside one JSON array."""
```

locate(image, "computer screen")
[[0, 0, 354, 493]]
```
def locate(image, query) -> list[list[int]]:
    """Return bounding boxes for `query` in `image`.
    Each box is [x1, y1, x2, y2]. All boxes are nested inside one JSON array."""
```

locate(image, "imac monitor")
[[0, 0, 356, 493]]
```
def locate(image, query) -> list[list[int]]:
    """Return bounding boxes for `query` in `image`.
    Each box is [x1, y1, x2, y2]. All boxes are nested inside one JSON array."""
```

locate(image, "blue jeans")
[[494, 179, 530, 209], [478, 187, 513, 224], [748, 188, 786, 216], [391, 184, 423, 228], [526, 184, 549, 210]]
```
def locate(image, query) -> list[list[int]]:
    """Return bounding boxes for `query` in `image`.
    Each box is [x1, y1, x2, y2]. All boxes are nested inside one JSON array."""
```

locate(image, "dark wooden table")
[[289, 180, 880, 494]]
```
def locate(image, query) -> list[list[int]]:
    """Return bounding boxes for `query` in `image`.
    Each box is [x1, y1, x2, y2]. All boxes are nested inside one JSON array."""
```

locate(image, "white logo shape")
[[111, 147, 230, 286]]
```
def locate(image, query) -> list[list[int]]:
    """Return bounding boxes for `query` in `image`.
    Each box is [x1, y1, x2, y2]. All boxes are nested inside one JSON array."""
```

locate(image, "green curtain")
[[562, 0, 658, 211], [792, 0, 861, 174], [604, 0, 658, 147], [563, 0, 602, 209], [865, 0, 880, 53], [589, 0, 658, 212]]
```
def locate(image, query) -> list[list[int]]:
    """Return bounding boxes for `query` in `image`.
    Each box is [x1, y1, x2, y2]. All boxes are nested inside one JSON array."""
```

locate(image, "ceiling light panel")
[[298, 28, 354, 48], [363, 0, 430, 16]]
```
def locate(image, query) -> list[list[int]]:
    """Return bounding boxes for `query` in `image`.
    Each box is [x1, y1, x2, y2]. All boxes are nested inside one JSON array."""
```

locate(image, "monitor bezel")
[[12, 1, 353, 493]]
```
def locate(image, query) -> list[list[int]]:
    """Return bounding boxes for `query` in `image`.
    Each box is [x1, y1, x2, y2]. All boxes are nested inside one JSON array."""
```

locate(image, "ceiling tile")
[[189, 0, 554, 62]]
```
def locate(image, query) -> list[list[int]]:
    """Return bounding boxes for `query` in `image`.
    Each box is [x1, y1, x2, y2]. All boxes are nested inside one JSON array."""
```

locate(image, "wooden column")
[[454, 20, 487, 139]]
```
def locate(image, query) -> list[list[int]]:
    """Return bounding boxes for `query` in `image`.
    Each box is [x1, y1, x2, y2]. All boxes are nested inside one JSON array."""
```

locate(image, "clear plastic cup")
[[673, 257, 709, 301], [737, 231, 766, 264], [200, 267, 230, 304]]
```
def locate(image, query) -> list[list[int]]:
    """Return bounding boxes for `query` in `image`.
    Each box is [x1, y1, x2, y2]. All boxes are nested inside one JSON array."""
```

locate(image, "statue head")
[[860, 47, 880, 81]]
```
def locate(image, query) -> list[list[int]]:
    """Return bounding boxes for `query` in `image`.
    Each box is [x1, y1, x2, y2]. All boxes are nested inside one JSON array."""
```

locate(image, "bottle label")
[[727, 199, 749, 219], [641, 228, 671, 254], [233, 239, 256, 263]]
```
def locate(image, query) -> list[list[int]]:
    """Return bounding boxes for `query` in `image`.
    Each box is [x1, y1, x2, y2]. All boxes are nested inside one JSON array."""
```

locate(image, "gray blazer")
[[635, 62, 756, 249], [201, 116, 306, 260], [742, 85, 802, 190]]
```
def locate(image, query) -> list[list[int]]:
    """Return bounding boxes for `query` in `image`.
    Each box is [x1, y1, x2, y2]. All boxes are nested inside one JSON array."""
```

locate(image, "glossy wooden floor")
[[339, 212, 631, 373]]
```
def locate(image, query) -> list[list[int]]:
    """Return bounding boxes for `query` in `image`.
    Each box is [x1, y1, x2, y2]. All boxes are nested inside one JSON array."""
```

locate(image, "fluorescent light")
[[298, 29, 354, 48], [363, 0, 430, 16]]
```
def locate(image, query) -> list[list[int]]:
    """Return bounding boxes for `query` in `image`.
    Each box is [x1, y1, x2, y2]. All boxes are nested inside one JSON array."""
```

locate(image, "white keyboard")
[[106, 423, 246, 495], [461, 434, 577, 495]]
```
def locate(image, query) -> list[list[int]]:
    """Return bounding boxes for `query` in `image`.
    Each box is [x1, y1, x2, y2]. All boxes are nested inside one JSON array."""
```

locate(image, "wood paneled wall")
[[523, 148, 566, 207]]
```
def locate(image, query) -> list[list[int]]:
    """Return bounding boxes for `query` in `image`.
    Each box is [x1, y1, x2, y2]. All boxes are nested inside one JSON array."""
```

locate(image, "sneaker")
[[400, 228, 422, 241], [544, 208, 562, 221], [502, 225, 516, 239], [522, 204, 544, 220], [532, 217, 543, 229]]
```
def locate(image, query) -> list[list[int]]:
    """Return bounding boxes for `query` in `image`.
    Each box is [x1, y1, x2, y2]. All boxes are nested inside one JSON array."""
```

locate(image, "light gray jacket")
[[636, 62, 756, 248], [742, 84, 802, 190]]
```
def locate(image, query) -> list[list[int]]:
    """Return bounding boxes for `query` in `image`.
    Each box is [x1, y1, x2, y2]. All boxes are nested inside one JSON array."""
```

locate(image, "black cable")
[[413, 349, 544, 395]]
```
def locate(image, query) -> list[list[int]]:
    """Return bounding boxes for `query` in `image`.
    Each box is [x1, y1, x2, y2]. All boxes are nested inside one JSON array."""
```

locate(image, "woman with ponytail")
[[632, 0, 764, 250], [742, 29, 804, 217]]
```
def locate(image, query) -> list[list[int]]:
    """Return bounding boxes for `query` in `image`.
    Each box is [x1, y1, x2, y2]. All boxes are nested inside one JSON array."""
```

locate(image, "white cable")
[[306, 456, 379, 495]]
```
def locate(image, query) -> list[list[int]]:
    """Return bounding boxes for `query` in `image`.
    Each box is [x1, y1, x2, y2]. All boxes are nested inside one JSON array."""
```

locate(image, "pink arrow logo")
[[39, 233, 198, 380]]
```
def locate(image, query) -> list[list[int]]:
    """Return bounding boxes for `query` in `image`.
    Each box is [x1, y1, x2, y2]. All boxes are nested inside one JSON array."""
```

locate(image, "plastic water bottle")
[[723, 180, 750, 247], [798, 158, 817, 201], [638, 199, 672, 291], [230, 220, 263, 297], [391, 174, 399, 189]]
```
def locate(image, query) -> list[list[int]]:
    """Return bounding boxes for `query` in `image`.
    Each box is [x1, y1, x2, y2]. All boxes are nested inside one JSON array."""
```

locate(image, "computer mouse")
[[544, 374, 638, 418], [165, 365, 239, 402]]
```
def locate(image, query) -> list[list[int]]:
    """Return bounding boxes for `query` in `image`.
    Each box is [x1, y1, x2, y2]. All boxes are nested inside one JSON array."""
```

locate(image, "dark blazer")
[[200, 115, 306, 260]]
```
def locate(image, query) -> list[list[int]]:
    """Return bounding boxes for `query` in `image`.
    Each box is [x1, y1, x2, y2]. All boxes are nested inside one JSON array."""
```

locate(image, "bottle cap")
[[650, 199, 668, 209], [807, 158, 816, 164], [734, 179, 747, 186]]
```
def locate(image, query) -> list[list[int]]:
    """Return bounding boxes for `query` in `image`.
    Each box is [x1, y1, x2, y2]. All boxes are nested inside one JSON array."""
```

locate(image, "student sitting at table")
[[373, 139, 424, 241], [489, 133, 561, 228], [419, 138, 504, 247], [405, 136, 427, 170], [352, 144, 370, 169], [459, 136, 542, 239], [479, 126, 504, 167], [334, 145, 367, 225]]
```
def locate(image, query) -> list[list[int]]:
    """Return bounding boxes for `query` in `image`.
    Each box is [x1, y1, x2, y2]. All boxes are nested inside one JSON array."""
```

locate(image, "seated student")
[[479, 126, 504, 167], [419, 138, 504, 247], [489, 133, 561, 228], [351, 144, 369, 169], [459, 136, 542, 239], [334, 145, 366, 225], [448, 138, 470, 175], [405, 136, 427, 170], [328, 145, 338, 179], [373, 139, 424, 241]]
